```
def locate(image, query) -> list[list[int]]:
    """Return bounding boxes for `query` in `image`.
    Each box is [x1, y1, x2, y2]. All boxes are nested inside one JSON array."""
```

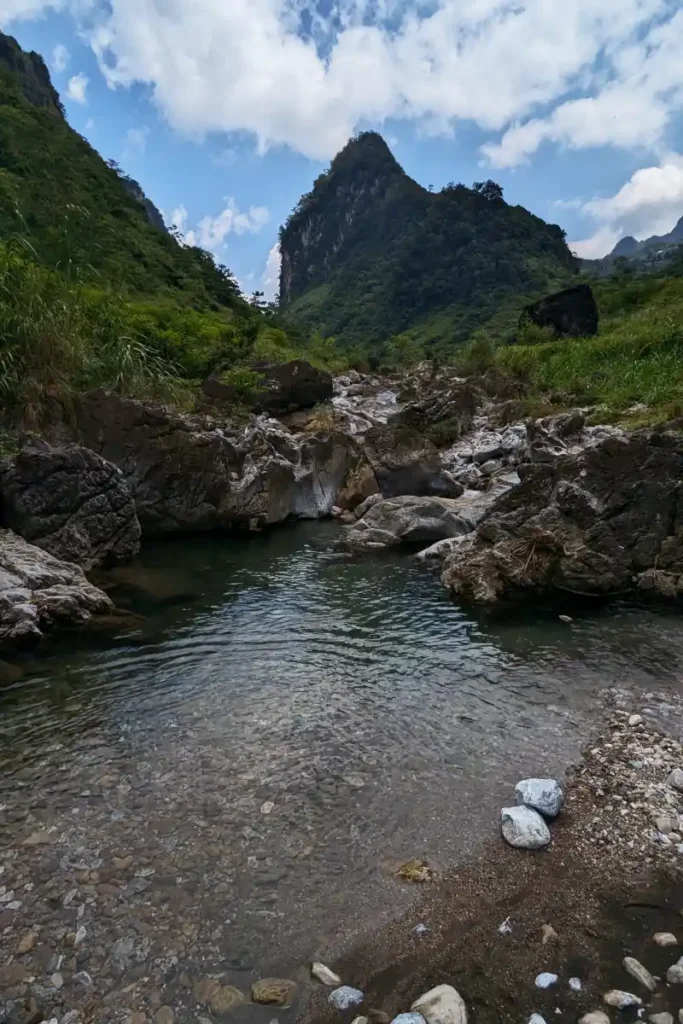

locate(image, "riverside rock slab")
[[501, 806, 551, 849], [412, 984, 467, 1024], [515, 779, 564, 818]]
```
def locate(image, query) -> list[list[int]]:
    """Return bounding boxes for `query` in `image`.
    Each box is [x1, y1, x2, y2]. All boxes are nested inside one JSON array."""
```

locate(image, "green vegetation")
[[280, 132, 578, 354], [456, 267, 683, 424]]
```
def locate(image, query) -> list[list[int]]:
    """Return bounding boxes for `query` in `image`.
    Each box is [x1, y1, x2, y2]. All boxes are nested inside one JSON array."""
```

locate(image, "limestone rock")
[[514, 778, 564, 818], [342, 496, 471, 551], [666, 962, 683, 984], [251, 979, 296, 1006], [0, 441, 140, 569], [329, 986, 364, 1010], [312, 962, 342, 987], [603, 991, 642, 1008], [668, 768, 683, 791], [501, 806, 551, 849], [534, 974, 557, 989], [649, 1014, 673, 1024], [0, 529, 113, 648], [442, 432, 683, 607], [411, 984, 467, 1024], [363, 424, 463, 499], [623, 957, 656, 991], [653, 932, 678, 947], [579, 1012, 610, 1024], [392, 1015, 425, 1024], [253, 360, 333, 415]]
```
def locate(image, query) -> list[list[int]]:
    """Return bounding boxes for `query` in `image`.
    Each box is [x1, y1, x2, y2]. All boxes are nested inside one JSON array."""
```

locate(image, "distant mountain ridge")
[[278, 132, 579, 353], [609, 215, 683, 259]]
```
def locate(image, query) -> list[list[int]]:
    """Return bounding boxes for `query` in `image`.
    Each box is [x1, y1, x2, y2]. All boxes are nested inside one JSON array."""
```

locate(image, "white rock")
[[535, 974, 558, 989], [678, 1012, 683, 1024], [569, 978, 582, 991], [603, 991, 642, 1008], [392, 1015, 426, 1024], [514, 779, 564, 818], [529, 1015, 547, 1024], [501, 807, 551, 849], [649, 1014, 673, 1024], [412, 984, 467, 1024], [579, 1013, 610, 1024], [559, 615, 573, 624], [666, 963, 683, 984], [329, 987, 364, 1010], [629, 715, 643, 726], [261, 801, 275, 815], [352, 1017, 369, 1024], [74, 926, 86, 945], [653, 932, 678, 947], [498, 917, 513, 935], [541, 924, 558, 944], [668, 769, 683, 792], [50, 973, 64, 989], [312, 963, 342, 987], [623, 957, 657, 991]]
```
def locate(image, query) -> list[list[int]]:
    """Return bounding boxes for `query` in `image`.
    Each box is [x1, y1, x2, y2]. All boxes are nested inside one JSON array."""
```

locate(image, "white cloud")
[[65, 72, 89, 104], [261, 244, 281, 302], [0, 0, 62, 26], [5, 0, 683, 163], [52, 43, 69, 72], [168, 199, 269, 256], [569, 155, 683, 258]]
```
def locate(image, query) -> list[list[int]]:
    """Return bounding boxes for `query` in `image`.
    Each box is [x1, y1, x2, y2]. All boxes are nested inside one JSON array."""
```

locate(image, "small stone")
[[654, 932, 678, 947], [623, 957, 657, 991], [579, 1012, 610, 1024], [501, 806, 551, 849], [312, 963, 342, 987], [73, 971, 93, 988], [251, 979, 296, 1007], [559, 615, 573, 623], [261, 801, 275, 815], [210, 986, 246, 1014], [352, 1018, 369, 1024], [195, 978, 221, 1005], [498, 917, 513, 935], [669, 769, 683, 792], [50, 972, 64, 989], [649, 1014, 673, 1024], [17, 931, 37, 953], [396, 859, 435, 883], [603, 991, 642, 1008], [515, 779, 564, 818], [629, 715, 643, 727], [74, 926, 87, 945], [655, 815, 679, 835], [412, 984, 467, 1024], [413, 923, 429, 937], [113, 855, 133, 871], [23, 830, 53, 846], [129, 1015, 147, 1024], [535, 974, 558, 989], [329, 987, 364, 1011], [391, 1016, 425, 1024], [569, 978, 582, 992], [155, 1010, 175, 1024], [666, 964, 683, 984], [541, 924, 558, 945], [529, 1016, 547, 1024]]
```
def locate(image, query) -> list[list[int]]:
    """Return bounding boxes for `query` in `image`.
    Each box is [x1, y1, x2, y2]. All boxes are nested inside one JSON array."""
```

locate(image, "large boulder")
[[441, 431, 683, 606], [0, 441, 141, 569], [363, 424, 463, 498], [396, 379, 483, 445], [521, 283, 599, 339], [253, 360, 333, 415], [342, 495, 472, 551], [73, 391, 361, 534], [0, 529, 113, 648]]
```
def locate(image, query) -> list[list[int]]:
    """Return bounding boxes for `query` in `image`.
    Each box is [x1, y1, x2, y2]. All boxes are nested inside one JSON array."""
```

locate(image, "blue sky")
[[4, 0, 683, 298]]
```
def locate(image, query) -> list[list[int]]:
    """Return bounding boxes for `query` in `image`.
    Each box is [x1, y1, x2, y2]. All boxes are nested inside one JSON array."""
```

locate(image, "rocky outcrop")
[[521, 283, 599, 338], [0, 441, 141, 569], [396, 377, 483, 444], [254, 360, 333, 415], [0, 529, 114, 648], [341, 495, 472, 550], [73, 391, 361, 534], [363, 424, 463, 499], [441, 431, 683, 606]]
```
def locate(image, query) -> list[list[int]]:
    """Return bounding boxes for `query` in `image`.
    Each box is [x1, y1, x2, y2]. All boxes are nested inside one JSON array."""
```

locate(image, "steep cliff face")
[[279, 132, 578, 352], [0, 32, 63, 117]]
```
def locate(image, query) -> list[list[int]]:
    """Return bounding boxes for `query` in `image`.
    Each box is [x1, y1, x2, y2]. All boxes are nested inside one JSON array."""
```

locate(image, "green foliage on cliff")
[[279, 132, 578, 353]]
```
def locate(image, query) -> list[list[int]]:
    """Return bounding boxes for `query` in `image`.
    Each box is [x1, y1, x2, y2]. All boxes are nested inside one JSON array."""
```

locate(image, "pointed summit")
[[0, 31, 63, 117]]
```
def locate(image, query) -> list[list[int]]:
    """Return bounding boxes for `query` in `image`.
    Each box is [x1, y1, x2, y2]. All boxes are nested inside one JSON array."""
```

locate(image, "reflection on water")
[[2, 520, 683, 970]]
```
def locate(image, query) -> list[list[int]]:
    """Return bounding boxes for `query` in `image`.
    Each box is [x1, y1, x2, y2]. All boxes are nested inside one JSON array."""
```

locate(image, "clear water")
[[2, 520, 683, 977]]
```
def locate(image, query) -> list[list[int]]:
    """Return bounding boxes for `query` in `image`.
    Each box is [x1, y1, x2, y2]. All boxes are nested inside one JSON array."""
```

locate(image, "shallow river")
[[2, 522, 683, 1019]]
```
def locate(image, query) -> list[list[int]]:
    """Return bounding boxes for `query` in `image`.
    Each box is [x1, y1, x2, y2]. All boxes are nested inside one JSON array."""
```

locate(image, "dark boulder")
[[363, 424, 463, 498], [0, 440, 141, 569], [521, 283, 598, 339], [201, 377, 239, 405], [441, 431, 683, 606], [253, 360, 333, 414], [396, 379, 482, 445]]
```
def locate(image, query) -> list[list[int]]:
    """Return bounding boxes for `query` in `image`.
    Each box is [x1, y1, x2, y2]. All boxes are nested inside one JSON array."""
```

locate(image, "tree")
[[472, 180, 504, 202]]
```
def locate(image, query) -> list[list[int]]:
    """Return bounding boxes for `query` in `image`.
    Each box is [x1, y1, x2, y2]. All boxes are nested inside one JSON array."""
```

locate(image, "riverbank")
[[302, 687, 683, 1024]]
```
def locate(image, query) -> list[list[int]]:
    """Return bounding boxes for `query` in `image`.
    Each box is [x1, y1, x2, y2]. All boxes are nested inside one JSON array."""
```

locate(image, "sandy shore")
[[301, 687, 683, 1024]]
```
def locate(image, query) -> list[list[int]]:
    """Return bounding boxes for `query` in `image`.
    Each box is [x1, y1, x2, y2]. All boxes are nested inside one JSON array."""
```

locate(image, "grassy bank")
[[454, 269, 683, 425]]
